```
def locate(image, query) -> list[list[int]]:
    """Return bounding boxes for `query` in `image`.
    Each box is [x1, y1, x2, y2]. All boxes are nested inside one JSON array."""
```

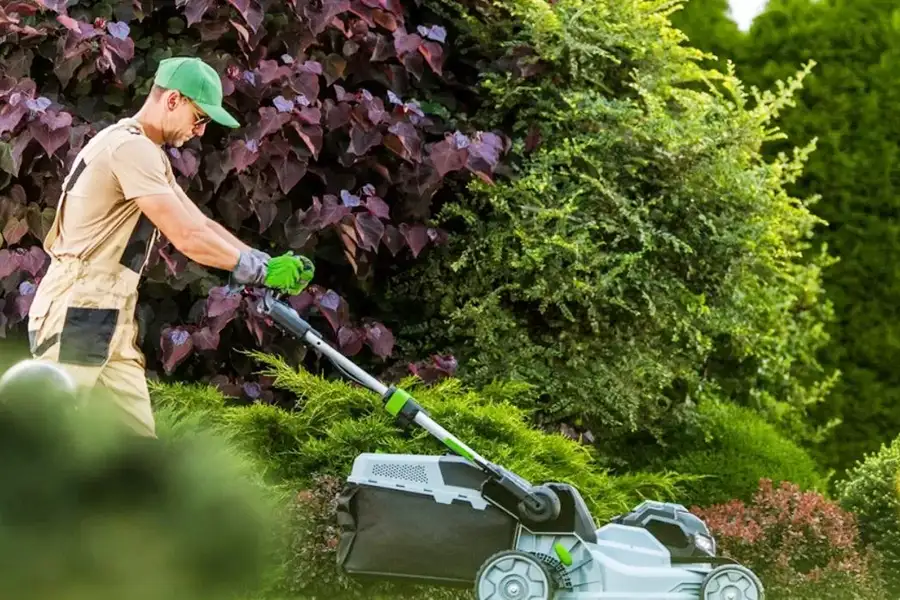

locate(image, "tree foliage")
[[669, 0, 744, 72], [711, 0, 900, 472], [384, 0, 836, 458]]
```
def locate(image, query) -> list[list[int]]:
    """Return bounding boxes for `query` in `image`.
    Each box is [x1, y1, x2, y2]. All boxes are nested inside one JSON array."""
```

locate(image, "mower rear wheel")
[[475, 550, 555, 600], [518, 485, 561, 523], [700, 564, 764, 600]]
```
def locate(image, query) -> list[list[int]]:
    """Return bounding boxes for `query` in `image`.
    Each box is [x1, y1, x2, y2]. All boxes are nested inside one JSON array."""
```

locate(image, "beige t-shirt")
[[47, 118, 174, 273]]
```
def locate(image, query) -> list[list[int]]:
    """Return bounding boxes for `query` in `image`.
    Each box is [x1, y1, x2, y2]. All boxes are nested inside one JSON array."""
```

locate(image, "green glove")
[[263, 252, 315, 295], [232, 250, 315, 295]]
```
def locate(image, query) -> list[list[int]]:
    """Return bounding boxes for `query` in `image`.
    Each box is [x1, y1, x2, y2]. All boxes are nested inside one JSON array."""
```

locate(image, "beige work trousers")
[[27, 257, 155, 437]]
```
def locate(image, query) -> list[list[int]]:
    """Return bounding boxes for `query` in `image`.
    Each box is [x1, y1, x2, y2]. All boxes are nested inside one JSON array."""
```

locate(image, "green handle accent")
[[554, 542, 572, 566], [444, 438, 475, 462], [385, 388, 412, 416]]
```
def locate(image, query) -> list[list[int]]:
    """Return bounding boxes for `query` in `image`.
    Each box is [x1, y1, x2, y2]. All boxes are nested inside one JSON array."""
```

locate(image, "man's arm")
[[172, 183, 252, 253], [134, 193, 241, 271]]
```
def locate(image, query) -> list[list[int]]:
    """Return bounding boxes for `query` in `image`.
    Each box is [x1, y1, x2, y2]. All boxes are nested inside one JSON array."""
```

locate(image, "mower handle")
[[258, 289, 562, 523]]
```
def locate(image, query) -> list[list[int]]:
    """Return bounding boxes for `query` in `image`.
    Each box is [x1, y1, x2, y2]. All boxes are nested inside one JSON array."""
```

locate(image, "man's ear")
[[165, 91, 181, 111]]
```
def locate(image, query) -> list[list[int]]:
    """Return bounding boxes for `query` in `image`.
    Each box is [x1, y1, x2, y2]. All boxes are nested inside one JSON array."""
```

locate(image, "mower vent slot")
[[371, 462, 429, 484]]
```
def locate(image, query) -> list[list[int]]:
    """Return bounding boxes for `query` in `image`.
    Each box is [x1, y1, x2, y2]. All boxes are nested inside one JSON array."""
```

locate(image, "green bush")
[[837, 435, 900, 591], [384, 0, 836, 462], [150, 351, 690, 598], [665, 400, 826, 507], [0, 380, 280, 600]]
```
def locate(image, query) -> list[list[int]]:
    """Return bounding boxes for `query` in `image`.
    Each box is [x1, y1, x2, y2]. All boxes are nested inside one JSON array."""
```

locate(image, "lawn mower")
[[259, 290, 765, 600]]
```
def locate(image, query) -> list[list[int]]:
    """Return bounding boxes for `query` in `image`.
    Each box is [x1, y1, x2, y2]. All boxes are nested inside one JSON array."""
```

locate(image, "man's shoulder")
[[92, 119, 159, 156]]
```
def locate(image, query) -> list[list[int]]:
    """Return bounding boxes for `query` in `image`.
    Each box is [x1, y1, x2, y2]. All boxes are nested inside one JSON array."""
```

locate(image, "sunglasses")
[[184, 95, 210, 127]]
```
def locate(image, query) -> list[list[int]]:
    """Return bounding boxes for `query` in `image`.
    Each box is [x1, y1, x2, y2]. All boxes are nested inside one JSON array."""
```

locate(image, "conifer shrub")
[[149, 351, 689, 598], [657, 400, 826, 507]]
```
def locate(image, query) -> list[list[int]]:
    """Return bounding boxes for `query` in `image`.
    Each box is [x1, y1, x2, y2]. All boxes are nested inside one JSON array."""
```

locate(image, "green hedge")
[[149, 351, 690, 598], [663, 400, 827, 508]]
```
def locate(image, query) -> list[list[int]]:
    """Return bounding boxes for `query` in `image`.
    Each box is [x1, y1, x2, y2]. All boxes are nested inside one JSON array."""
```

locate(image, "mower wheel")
[[700, 564, 764, 600], [475, 550, 555, 600], [518, 485, 561, 523]]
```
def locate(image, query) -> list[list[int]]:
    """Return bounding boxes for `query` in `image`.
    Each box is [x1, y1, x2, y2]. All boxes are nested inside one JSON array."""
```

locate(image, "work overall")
[[27, 118, 163, 437]]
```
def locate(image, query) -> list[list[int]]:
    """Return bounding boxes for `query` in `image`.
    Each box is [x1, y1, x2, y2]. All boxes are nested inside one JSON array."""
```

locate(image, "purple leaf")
[[399, 223, 429, 257], [0, 250, 21, 278], [418, 40, 444, 75], [229, 139, 260, 173], [25, 97, 51, 112], [394, 31, 422, 56], [340, 189, 361, 207], [297, 107, 321, 125], [466, 131, 505, 182], [13, 283, 34, 320], [29, 110, 72, 157], [161, 326, 194, 374], [2, 218, 28, 246], [354, 212, 385, 252], [206, 286, 242, 319], [168, 147, 200, 178], [365, 196, 391, 220], [348, 122, 383, 156], [272, 153, 308, 194], [298, 60, 323, 75], [385, 121, 422, 161], [381, 224, 405, 256], [254, 201, 278, 233], [295, 94, 311, 107], [337, 326, 364, 356], [184, 0, 215, 25], [254, 106, 292, 140], [314, 288, 350, 333], [21, 246, 47, 276], [242, 70, 257, 86], [192, 327, 220, 351], [273, 95, 294, 113], [417, 24, 446, 43], [291, 122, 323, 159], [18, 281, 35, 296], [326, 101, 352, 131], [387, 90, 402, 105], [453, 131, 470, 149], [285, 210, 315, 249], [0, 102, 28, 135], [107, 21, 129, 40], [364, 322, 394, 358], [432, 354, 458, 374], [428, 137, 469, 176], [243, 297, 268, 345], [243, 381, 262, 399]]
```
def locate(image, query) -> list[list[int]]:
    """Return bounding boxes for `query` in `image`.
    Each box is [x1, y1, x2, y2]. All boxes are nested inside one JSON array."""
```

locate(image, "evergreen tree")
[[732, 0, 900, 472]]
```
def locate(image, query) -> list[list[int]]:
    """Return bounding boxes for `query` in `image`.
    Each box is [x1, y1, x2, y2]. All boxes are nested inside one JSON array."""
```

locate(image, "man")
[[26, 56, 312, 437]]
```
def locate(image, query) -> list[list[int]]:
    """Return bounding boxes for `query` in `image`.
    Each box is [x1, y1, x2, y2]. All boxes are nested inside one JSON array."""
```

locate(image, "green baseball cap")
[[154, 56, 240, 129]]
